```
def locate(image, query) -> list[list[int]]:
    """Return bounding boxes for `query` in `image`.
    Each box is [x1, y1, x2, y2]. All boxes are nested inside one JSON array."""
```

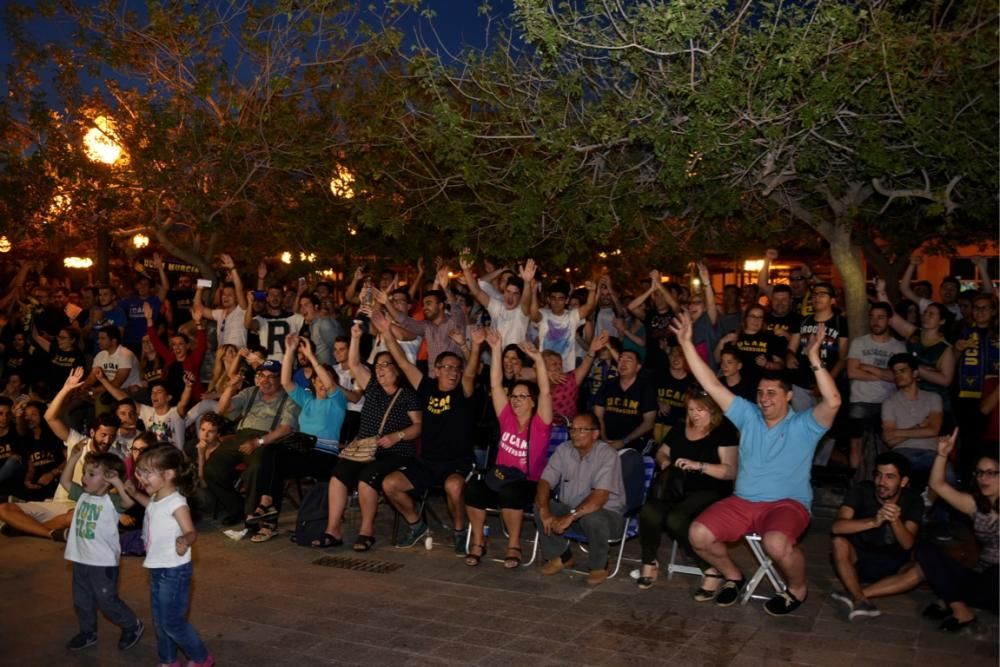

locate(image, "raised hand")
[[142, 301, 154, 322], [470, 325, 486, 346], [284, 332, 300, 351], [219, 253, 235, 270], [448, 328, 465, 347], [484, 328, 502, 350], [520, 258, 537, 283], [668, 311, 693, 344], [152, 252, 164, 271], [518, 340, 541, 359], [765, 248, 778, 261], [416, 257, 425, 274], [806, 322, 826, 362], [370, 309, 392, 334], [435, 266, 450, 287], [649, 269, 661, 285], [297, 337, 314, 357], [696, 262, 711, 284], [459, 248, 474, 271], [910, 254, 923, 267], [583, 280, 596, 293], [63, 366, 86, 392], [589, 331, 610, 354], [936, 427, 958, 458]]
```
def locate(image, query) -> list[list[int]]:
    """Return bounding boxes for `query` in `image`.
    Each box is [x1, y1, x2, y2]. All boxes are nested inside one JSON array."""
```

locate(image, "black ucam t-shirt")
[[661, 424, 738, 496], [792, 312, 848, 388], [417, 376, 474, 462], [0, 429, 20, 466], [597, 375, 658, 447]]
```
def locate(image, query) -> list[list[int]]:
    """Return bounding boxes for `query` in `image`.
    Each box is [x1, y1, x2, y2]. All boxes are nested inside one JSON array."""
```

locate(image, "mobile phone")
[[253, 290, 267, 301], [196, 279, 213, 288]]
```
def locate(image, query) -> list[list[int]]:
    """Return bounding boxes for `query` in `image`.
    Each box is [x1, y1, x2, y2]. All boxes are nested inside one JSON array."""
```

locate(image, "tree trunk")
[[828, 225, 868, 339]]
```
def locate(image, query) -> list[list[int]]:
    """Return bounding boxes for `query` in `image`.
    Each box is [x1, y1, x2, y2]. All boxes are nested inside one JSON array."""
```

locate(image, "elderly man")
[[673, 310, 840, 616], [535, 411, 627, 587], [207, 358, 299, 525]]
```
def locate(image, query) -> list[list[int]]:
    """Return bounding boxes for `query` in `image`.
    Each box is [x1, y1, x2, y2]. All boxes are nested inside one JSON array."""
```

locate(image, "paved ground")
[[1, 496, 997, 667]]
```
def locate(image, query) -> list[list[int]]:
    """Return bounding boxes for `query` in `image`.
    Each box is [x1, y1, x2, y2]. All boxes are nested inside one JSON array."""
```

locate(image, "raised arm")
[[519, 259, 537, 316], [486, 328, 508, 417], [462, 327, 485, 397], [408, 257, 426, 302], [898, 255, 922, 305], [807, 322, 843, 428], [930, 429, 975, 515], [176, 372, 194, 418], [875, 278, 917, 339], [45, 367, 86, 442], [757, 248, 777, 298], [519, 341, 553, 425], [59, 441, 85, 493], [577, 280, 599, 320], [220, 254, 248, 311], [191, 286, 206, 322], [347, 321, 372, 389], [697, 262, 717, 325], [574, 331, 608, 385], [971, 256, 995, 294], [371, 309, 422, 390], [30, 324, 51, 353], [669, 311, 734, 413], [152, 252, 169, 302], [460, 249, 491, 308]]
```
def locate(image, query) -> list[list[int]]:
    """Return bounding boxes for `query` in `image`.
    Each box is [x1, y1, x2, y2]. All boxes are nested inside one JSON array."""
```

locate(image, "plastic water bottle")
[[424, 535, 433, 550]]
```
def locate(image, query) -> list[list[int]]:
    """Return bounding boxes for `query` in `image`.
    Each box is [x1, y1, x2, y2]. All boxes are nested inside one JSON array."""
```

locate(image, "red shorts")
[[694, 496, 810, 544]]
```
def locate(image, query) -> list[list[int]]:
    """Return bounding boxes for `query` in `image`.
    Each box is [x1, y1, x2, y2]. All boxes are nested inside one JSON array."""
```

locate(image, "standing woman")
[[713, 304, 784, 387], [636, 388, 737, 592], [313, 322, 421, 551], [464, 330, 552, 568]]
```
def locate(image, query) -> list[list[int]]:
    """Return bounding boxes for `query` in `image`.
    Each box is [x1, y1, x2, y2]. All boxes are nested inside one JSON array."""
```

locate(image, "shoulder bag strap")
[[269, 392, 288, 433], [376, 389, 403, 438]]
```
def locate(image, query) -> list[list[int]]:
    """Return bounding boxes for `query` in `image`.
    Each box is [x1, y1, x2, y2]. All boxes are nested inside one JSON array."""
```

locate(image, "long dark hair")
[[136, 444, 198, 498], [973, 453, 999, 514]]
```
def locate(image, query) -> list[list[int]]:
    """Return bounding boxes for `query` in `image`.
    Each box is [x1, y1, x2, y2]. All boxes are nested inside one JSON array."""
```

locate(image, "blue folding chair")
[[562, 450, 656, 578]]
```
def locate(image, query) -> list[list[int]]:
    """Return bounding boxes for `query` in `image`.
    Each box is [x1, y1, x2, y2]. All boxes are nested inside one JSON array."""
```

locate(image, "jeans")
[[150, 562, 208, 663], [534, 499, 625, 571], [72, 563, 139, 635]]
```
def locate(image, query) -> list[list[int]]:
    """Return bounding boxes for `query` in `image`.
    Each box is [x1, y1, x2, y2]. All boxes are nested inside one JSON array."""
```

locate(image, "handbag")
[[650, 465, 687, 502], [337, 390, 402, 463], [484, 420, 532, 493]]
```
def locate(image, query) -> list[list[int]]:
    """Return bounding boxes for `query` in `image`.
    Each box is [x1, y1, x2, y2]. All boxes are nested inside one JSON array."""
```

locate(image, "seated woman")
[[636, 388, 737, 591], [464, 330, 552, 568], [713, 305, 784, 387], [862, 429, 998, 633], [247, 334, 347, 543], [313, 321, 421, 551]]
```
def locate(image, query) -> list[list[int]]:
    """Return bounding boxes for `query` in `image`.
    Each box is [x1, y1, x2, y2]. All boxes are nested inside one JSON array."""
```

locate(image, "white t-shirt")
[[538, 308, 582, 371], [138, 404, 186, 450], [847, 334, 907, 404], [54, 429, 90, 502], [487, 298, 529, 348], [93, 345, 141, 390], [254, 313, 305, 360], [594, 307, 621, 343], [334, 364, 364, 413], [64, 487, 122, 567], [211, 306, 247, 348], [143, 491, 191, 568]]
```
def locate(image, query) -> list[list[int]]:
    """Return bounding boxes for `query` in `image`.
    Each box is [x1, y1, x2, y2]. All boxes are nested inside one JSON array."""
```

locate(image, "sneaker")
[[715, 577, 745, 607], [829, 589, 855, 615], [848, 599, 881, 621], [453, 528, 469, 557], [118, 619, 144, 650], [188, 655, 216, 667], [395, 521, 428, 549], [939, 616, 979, 634], [763, 589, 806, 616], [66, 632, 98, 651]]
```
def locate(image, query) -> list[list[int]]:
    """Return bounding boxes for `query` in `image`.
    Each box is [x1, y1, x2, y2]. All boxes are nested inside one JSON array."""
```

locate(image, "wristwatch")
[[810, 363, 823, 372], [569, 508, 578, 516], [257, 437, 265, 448]]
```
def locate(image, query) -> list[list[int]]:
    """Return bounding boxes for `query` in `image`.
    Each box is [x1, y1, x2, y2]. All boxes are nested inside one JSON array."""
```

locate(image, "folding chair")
[[740, 533, 787, 605], [389, 486, 449, 544], [666, 541, 702, 580], [563, 450, 655, 579]]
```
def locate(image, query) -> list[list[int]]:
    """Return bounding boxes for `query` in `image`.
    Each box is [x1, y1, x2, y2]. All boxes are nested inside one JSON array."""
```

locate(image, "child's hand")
[[69, 441, 86, 460], [104, 470, 122, 487], [124, 479, 138, 496], [176, 535, 191, 556], [119, 515, 136, 528]]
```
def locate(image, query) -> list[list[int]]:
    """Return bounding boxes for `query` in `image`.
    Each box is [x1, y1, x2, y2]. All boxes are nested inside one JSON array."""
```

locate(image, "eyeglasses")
[[374, 362, 395, 369], [568, 427, 598, 433], [256, 372, 277, 379], [436, 364, 461, 372], [509, 394, 532, 400], [973, 469, 999, 478]]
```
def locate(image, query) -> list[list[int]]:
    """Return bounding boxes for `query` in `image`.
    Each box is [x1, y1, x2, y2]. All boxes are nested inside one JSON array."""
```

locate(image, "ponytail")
[[136, 444, 199, 498]]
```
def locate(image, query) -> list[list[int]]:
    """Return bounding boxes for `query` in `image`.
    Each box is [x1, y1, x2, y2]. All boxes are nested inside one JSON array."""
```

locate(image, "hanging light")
[[132, 233, 150, 249], [0, 236, 11, 253], [743, 259, 764, 272], [329, 164, 355, 199], [280, 251, 292, 264], [64, 257, 94, 269], [83, 116, 124, 165]]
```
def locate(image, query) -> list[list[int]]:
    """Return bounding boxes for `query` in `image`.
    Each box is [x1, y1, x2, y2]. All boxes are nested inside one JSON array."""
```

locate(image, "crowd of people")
[[0, 246, 996, 661]]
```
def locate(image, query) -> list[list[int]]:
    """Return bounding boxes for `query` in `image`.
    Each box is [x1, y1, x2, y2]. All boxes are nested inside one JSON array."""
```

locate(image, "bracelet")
[[397, 431, 405, 441]]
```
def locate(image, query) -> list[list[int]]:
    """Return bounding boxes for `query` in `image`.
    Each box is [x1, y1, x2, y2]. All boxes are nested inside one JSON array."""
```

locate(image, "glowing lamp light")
[[691, 277, 702, 289], [743, 259, 764, 272], [0, 236, 11, 253], [348, 227, 357, 236], [64, 257, 94, 269], [329, 164, 355, 199], [132, 233, 150, 249], [299, 252, 317, 263], [280, 251, 292, 264], [83, 116, 124, 165]]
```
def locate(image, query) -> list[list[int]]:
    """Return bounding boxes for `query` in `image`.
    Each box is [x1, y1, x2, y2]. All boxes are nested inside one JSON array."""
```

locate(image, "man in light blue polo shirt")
[[671, 310, 841, 616]]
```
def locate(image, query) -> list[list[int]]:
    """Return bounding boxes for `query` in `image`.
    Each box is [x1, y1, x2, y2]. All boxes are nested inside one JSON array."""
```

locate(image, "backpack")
[[293, 481, 329, 546]]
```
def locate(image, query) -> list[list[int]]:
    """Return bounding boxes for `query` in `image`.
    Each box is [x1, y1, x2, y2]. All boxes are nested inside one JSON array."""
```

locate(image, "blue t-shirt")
[[119, 296, 162, 344], [88, 306, 128, 354], [725, 396, 827, 510], [289, 385, 346, 442]]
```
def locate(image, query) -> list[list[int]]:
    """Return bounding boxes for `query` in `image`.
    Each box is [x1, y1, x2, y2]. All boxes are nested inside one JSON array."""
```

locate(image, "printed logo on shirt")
[[606, 397, 640, 416], [427, 393, 452, 415], [74, 500, 103, 540]]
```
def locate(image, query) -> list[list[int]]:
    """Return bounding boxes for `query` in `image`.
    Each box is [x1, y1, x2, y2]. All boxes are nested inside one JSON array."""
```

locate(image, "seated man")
[[830, 451, 922, 620], [673, 311, 840, 616], [593, 349, 657, 451], [534, 411, 627, 587], [208, 359, 299, 525], [0, 368, 120, 540], [373, 311, 483, 553], [881, 353, 946, 492]]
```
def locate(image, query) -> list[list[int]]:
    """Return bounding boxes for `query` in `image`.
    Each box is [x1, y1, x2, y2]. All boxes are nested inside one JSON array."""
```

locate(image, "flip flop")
[[353, 534, 375, 552], [310, 532, 343, 548], [250, 524, 278, 543]]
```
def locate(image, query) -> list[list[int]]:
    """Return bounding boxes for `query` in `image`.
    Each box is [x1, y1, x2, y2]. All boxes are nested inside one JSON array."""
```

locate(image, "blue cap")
[[259, 359, 282, 374]]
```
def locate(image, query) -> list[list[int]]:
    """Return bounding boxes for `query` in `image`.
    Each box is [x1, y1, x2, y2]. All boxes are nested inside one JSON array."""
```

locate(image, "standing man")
[[529, 278, 598, 372], [673, 311, 840, 616], [534, 411, 626, 586], [786, 282, 849, 413], [460, 249, 532, 348], [846, 303, 906, 474]]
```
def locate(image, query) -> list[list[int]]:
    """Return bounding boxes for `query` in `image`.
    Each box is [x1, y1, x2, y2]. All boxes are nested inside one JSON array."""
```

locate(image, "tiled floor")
[[0, 504, 995, 666]]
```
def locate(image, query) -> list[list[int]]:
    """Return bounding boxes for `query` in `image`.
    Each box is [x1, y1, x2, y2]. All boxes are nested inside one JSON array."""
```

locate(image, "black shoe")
[[118, 619, 144, 650], [922, 602, 951, 620], [66, 632, 98, 651], [939, 616, 979, 634], [764, 589, 807, 616], [715, 577, 745, 607], [219, 513, 243, 527]]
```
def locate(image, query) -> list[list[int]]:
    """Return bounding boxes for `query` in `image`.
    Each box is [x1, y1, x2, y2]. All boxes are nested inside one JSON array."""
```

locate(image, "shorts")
[[847, 538, 910, 583], [694, 495, 810, 545], [17, 499, 75, 524], [331, 454, 411, 492], [847, 402, 882, 439], [398, 457, 473, 495]]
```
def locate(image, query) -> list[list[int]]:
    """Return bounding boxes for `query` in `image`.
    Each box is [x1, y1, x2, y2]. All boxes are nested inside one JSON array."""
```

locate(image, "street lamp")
[[0, 236, 11, 253], [83, 116, 125, 165], [64, 257, 94, 269], [132, 233, 150, 249], [329, 164, 355, 199]]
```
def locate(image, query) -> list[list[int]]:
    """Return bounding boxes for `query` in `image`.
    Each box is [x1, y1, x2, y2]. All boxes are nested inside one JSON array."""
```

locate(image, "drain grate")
[[312, 555, 404, 574]]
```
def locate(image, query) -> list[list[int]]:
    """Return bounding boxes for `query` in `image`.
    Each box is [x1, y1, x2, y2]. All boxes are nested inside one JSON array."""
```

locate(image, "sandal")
[[245, 503, 278, 526], [464, 543, 487, 567], [310, 532, 343, 548], [353, 534, 376, 552], [636, 561, 660, 590], [250, 524, 278, 543], [503, 546, 522, 569], [693, 570, 725, 602]]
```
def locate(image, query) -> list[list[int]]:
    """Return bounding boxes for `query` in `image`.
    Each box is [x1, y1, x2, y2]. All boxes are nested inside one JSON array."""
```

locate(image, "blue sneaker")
[[396, 521, 428, 549]]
